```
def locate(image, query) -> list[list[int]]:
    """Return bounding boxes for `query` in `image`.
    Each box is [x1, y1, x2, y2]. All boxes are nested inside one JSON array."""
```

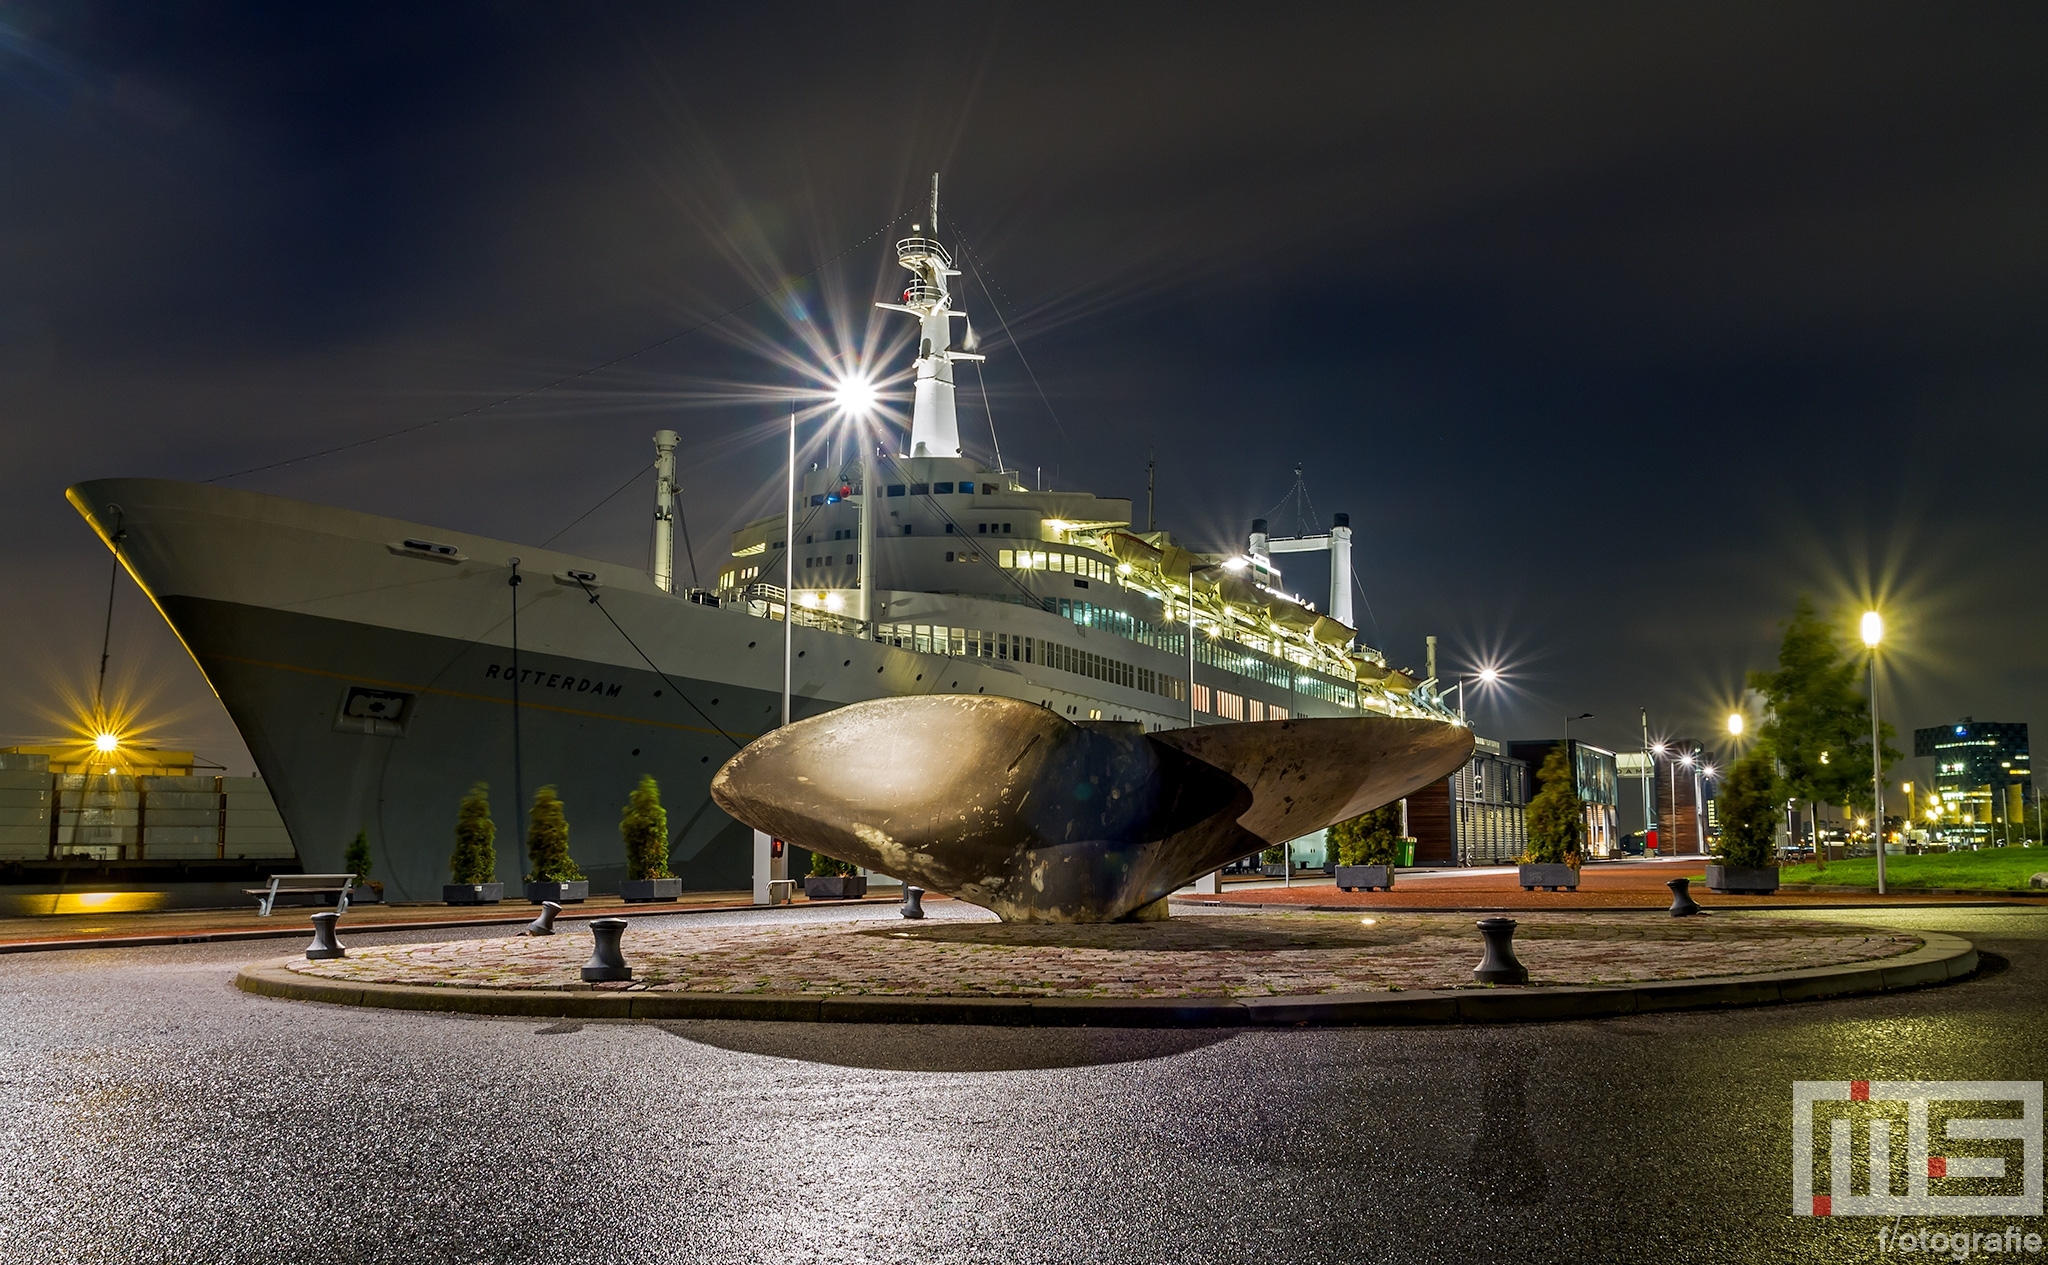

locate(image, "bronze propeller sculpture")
[[711, 695, 1474, 922]]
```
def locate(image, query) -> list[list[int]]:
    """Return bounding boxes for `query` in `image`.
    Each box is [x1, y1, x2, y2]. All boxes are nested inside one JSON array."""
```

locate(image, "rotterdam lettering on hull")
[[484, 664, 623, 697]]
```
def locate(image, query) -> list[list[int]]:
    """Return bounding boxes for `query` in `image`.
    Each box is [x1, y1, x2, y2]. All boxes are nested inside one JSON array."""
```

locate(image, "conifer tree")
[[1524, 745, 1586, 865], [525, 785, 582, 883], [1328, 803, 1403, 866], [620, 775, 671, 881], [1715, 749, 1782, 869], [450, 783, 496, 884], [344, 828, 372, 881]]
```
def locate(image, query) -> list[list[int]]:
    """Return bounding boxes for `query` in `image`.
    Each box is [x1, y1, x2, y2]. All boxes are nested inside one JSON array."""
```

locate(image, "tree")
[[1524, 746, 1585, 866], [344, 829, 372, 881], [525, 785, 583, 883], [1748, 595, 1899, 812], [450, 783, 496, 884], [1329, 803, 1403, 866], [620, 775, 671, 881], [1716, 749, 1781, 868], [810, 850, 860, 878]]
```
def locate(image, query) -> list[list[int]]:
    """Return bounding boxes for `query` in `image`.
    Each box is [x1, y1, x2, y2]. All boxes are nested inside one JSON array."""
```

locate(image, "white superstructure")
[[876, 174, 984, 459]]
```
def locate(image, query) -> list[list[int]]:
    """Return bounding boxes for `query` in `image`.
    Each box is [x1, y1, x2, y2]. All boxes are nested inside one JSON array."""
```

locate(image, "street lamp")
[[1185, 556, 1247, 896], [1446, 665, 1501, 723], [1862, 609, 1885, 895], [1727, 712, 1745, 738], [1183, 557, 1246, 729], [833, 375, 879, 631]]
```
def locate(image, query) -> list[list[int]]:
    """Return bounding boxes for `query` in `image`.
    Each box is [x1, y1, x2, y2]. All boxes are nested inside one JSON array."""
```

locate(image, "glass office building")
[[1913, 718, 2033, 847]]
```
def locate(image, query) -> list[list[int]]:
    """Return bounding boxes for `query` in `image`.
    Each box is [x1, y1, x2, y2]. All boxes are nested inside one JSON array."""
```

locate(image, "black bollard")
[[305, 911, 346, 961], [1667, 877, 1702, 917], [901, 885, 926, 920], [581, 918, 632, 982], [1472, 917, 1528, 985], [523, 900, 563, 937]]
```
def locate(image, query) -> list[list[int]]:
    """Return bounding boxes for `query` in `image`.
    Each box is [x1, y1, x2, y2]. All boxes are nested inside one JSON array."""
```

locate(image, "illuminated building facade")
[[1912, 718, 2033, 846], [1408, 736, 1531, 866], [1508, 738, 1621, 859]]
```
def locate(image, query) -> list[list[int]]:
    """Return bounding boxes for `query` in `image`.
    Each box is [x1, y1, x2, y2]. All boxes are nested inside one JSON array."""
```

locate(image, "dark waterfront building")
[[1913, 719, 2034, 846], [1507, 739, 1620, 859], [1408, 737, 1530, 866]]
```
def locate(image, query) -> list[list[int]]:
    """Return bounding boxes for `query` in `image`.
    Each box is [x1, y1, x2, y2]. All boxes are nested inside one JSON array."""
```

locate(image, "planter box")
[[349, 881, 384, 905], [443, 882, 503, 905], [1704, 864, 1779, 895], [524, 880, 589, 904], [620, 877, 682, 903], [803, 875, 867, 900], [1334, 864, 1394, 892], [1518, 863, 1579, 891], [1260, 863, 1287, 878]]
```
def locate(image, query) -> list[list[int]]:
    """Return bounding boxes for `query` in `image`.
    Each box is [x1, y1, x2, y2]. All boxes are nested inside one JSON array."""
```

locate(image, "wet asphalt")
[[0, 903, 2040, 1265]]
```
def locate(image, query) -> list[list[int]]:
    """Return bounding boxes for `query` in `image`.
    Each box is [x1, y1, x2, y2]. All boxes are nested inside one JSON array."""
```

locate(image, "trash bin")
[[1397, 838, 1415, 867]]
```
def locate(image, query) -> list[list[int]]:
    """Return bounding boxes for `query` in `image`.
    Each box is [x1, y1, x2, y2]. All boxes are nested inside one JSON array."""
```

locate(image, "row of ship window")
[[1190, 684, 1290, 723], [868, 621, 1302, 719], [999, 548, 1116, 582]]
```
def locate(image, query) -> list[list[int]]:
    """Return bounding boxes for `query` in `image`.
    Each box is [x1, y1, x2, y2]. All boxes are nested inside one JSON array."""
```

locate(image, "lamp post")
[[1862, 610, 1885, 895], [831, 375, 878, 633], [1681, 752, 1700, 853], [1446, 666, 1499, 724], [781, 406, 797, 729], [1185, 556, 1247, 894], [1183, 558, 1244, 728]]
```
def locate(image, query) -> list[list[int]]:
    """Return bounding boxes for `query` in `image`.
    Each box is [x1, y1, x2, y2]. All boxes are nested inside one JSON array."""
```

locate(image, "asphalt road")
[[0, 903, 2040, 1264]]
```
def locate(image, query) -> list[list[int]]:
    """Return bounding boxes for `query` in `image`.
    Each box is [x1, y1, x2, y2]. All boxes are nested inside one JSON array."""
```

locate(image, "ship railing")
[[737, 583, 866, 637], [895, 236, 953, 269], [897, 278, 946, 308]]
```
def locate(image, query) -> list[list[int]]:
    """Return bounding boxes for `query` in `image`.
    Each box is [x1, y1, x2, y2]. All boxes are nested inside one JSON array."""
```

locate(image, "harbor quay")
[[0, 899, 2040, 1263]]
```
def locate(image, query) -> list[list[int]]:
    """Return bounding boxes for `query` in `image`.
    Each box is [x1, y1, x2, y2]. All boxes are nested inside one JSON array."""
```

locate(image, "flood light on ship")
[[94, 732, 119, 753]]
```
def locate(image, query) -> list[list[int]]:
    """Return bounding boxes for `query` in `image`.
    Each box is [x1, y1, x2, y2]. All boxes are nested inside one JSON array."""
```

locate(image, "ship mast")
[[651, 428, 680, 592], [877, 173, 984, 458]]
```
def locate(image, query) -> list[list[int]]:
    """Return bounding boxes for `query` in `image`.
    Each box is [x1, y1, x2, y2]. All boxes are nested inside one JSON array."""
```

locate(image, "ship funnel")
[[1328, 512, 1352, 630], [651, 429, 680, 593], [876, 172, 984, 459]]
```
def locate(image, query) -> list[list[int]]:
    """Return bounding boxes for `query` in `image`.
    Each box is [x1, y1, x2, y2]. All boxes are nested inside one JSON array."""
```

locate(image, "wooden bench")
[[247, 873, 358, 917]]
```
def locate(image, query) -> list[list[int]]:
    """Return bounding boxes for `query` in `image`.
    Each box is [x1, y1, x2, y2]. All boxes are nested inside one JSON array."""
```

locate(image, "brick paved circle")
[[283, 912, 1922, 999]]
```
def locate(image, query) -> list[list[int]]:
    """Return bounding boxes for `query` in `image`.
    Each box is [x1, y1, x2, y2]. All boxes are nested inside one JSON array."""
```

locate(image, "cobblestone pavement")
[[286, 911, 1921, 997]]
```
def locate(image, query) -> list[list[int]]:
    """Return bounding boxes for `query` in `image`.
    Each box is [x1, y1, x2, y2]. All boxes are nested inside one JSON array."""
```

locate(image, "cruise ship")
[[67, 190, 1459, 900]]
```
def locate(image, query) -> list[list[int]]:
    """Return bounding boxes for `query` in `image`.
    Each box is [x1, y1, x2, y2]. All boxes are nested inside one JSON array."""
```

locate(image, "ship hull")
[[68, 478, 1264, 900], [159, 593, 772, 899]]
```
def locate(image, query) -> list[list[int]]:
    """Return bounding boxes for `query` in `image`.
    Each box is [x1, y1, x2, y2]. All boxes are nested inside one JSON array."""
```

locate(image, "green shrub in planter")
[[1715, 749, 1781, 869], [1523, 746, 1585, 866], [450, 783, 496, 884], [810, 849, 859, 878], [620, 775, 671, 881], [525, 785, 583, 883], [1330, 804, 1402, 866], [344, 828, 372, 881]]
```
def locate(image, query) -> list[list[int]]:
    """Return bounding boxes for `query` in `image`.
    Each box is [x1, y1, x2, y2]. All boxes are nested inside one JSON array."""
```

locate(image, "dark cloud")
[[3, 2, 2044, 767]]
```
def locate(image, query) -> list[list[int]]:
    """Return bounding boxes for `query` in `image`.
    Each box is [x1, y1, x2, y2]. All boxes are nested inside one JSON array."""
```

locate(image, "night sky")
[[3, 4, 2043, 778]]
